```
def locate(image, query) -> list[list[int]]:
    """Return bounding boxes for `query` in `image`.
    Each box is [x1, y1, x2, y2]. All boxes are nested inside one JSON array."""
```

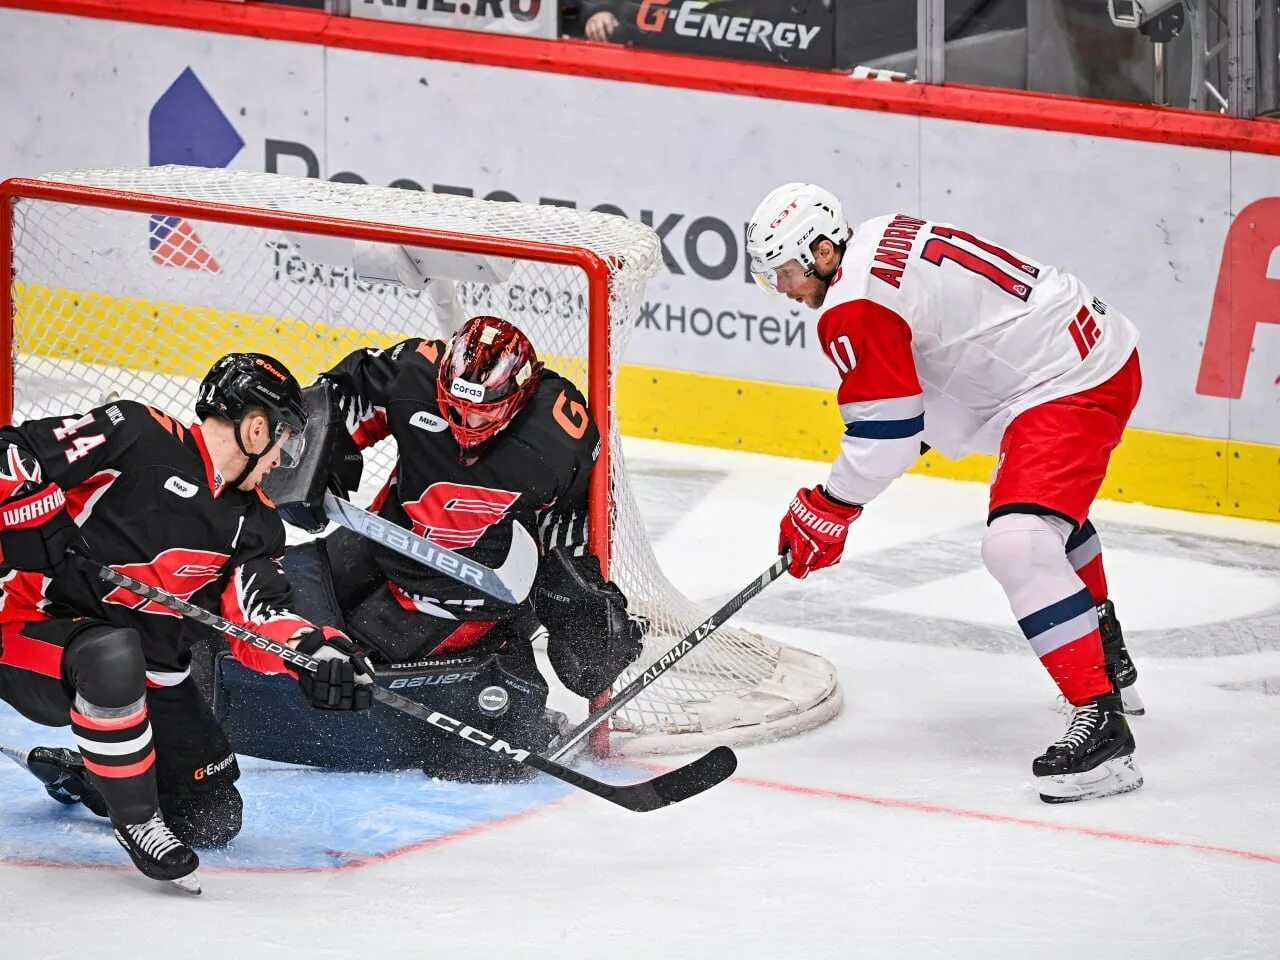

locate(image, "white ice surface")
[[2, 437, 1279, 960]]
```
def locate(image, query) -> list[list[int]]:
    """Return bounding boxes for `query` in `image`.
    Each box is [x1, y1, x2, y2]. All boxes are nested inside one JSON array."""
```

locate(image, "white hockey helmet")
[[746, 182, 851, 293]]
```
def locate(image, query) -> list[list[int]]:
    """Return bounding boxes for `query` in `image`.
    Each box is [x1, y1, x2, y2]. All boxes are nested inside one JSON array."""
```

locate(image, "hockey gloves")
[[293, 627, 376, 711], [0, 447, 87, 573], [778, 485, 863, 579], [535, 548, 646, 700]]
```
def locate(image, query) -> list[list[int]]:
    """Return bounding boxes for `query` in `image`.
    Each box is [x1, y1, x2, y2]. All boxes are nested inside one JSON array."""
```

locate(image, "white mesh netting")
[[4, 166, 840, 754]]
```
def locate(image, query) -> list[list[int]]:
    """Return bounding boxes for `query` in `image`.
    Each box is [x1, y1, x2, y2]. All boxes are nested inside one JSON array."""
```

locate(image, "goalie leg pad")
[[215, 646, 553, 782], [535, 548, 646, 700]]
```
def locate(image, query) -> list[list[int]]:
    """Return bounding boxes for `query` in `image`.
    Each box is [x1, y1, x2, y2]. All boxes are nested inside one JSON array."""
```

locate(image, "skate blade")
[[1038, 755, 1143, 803], [169, 871, 202, 896], [0, 744, 30, 768], [1119, 684, 1145, 716]]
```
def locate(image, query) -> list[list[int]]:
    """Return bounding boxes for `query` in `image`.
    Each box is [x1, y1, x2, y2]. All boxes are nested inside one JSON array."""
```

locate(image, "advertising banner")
[[0, 6, 1277, 468], [350, 0, 558, 39], [598, 1, 835, 69]]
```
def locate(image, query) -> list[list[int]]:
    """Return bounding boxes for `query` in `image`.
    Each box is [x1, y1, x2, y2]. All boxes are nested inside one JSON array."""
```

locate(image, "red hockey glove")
[[294, 626, 375, 711], [0, 479, 86, 573], [778, 486, 863, 580]]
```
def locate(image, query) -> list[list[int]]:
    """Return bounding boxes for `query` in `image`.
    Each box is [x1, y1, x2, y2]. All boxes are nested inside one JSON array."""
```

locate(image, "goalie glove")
[[293, 626, 375, 711], [778, 485, 862, 580], [534, 549, 646, 699]]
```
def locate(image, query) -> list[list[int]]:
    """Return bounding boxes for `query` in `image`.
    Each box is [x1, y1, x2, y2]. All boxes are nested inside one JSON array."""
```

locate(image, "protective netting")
[[4, 166, 840, 754]]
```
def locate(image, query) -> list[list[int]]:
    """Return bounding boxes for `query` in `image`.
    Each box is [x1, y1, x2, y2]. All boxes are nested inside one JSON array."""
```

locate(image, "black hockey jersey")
[[323, 337, 600, 616], [0, 400, 315, 682]]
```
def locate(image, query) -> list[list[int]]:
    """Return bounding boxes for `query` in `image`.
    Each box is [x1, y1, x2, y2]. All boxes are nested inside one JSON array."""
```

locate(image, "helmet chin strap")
[[808, 243, 844, 294], [229, 419, 262, 488]]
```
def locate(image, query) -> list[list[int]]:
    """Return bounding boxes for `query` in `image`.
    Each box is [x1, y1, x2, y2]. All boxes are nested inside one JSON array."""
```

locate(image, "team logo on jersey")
[[402, 482, 520, 550], [163, 476, 199, 499], [103, 548, 229, 617], [409, 410, 449, 433]]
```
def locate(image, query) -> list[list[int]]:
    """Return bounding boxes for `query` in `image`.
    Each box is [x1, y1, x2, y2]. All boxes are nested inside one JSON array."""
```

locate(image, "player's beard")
[[806, 278, 832, 309]]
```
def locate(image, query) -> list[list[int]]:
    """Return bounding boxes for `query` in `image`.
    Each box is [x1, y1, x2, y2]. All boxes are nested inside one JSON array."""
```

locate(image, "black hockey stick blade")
[[619, 745, 738, 812], [521, 745, 737, 813]]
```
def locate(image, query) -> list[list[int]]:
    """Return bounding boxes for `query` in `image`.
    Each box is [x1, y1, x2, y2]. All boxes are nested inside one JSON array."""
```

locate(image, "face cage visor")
[[750, 257, 814, 295], [269, 418, 306, 468]]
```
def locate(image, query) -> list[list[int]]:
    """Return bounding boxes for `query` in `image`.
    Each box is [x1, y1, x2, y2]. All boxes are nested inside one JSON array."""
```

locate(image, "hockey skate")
[[1097, 600, 1144, 716], [114, 812, 202, 894], [1034, 691, 1143, 803], [1, 745, 109, 817]]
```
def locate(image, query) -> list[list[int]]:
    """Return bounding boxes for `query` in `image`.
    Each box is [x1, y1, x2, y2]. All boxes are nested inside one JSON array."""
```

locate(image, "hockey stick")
[[79, 556, 736, 813], [545, 552, 792, 760], [321, 493, 537, 605]]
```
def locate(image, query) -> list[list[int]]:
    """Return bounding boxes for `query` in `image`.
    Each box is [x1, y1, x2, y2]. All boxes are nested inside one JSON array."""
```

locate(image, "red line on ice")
[[729, 772, 1280, 865], [621, 760, 1279, 865]]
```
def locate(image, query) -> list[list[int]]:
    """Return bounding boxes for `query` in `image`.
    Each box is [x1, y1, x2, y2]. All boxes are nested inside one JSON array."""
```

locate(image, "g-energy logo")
[[636, 1, 823, 51]]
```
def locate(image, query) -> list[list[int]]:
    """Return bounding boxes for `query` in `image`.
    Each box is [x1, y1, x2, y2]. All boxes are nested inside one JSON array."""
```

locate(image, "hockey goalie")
[[197, 316, 647, 780]]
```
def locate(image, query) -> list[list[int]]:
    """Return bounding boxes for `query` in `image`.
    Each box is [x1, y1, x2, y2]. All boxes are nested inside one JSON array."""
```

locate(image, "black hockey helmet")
[[196, 353, 308, 470]]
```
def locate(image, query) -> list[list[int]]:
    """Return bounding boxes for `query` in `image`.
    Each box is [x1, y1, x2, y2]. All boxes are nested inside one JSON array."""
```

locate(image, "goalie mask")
[[436, 317, 544, 459], [196, 353, 308, 483], [746, 182, 851, 294]]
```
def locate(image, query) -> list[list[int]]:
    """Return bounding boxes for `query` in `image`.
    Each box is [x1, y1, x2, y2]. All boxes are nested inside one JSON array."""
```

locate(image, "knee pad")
[[164, 783, 243, 848], [981, 513, 1074, 595], [63, 625, 146, 708]]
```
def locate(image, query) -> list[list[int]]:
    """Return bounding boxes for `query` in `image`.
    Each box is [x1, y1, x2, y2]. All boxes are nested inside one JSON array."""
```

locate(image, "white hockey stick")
[[321, 493, 537, 605]]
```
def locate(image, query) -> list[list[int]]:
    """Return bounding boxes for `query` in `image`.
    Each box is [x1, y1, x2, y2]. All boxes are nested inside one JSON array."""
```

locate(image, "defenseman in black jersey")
[[214, 317, 644, 780], [0, 354, 373, 891]]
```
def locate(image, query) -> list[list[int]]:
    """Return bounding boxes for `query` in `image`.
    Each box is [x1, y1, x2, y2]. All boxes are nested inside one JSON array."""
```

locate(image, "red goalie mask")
[[436, 316, 545, 458]]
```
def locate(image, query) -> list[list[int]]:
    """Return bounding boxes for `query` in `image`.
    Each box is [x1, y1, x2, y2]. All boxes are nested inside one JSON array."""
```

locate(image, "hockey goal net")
[[0, 167, 841, 756]]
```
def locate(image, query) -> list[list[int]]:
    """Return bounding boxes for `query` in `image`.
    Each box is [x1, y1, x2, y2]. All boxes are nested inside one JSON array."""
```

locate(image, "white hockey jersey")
[[819, 214, 1139, 505]]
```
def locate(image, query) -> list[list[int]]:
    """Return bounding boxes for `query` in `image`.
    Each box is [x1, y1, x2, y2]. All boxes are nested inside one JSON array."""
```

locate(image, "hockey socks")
[[1065, 521, 1143, 714], [1017, 588, 1112, 706], [70, 693, 158, 825], [1064, 519, 1108, 604], [982, 515, 1111, 706]]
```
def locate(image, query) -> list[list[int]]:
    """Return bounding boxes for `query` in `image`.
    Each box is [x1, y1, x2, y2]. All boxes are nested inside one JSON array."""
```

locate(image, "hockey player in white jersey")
[[747, 183, 1144, 803]]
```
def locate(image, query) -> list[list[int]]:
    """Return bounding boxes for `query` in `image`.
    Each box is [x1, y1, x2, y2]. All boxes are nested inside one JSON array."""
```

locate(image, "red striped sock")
[[1065, 519, 1109, 605], [70, 697, 158, 824]]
